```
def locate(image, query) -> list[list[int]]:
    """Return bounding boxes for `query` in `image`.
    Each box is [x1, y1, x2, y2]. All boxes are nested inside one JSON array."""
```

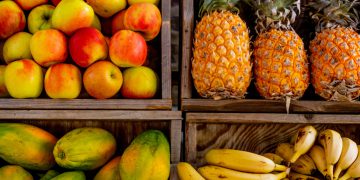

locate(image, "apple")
[[45, 63, 82, 99], [30, 29, 67, 67], [69, 27, 108, 68], [109, 30, 147, 67], [128, 0, 159, 5], [51, 0, 61, 6], [86, 0, 126, 18], [121, 66, 157, 98], [83, 60, 123, 99], [4, 59, 43, 98], [0, 65, 9, 97], [124, 3, 161, 41], [0, 1, 26, 39], [51, 0, 95, 35], [28, 5, 55, 34], [3, 32, 32, 64], [92, 14, 101, 31], [112, 10, 126, 35], [14, 0, 48, 11]]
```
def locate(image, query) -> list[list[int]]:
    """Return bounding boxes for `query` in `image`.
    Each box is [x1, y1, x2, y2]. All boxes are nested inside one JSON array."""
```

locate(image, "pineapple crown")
[[198, 0, 240, 17], [245, 0, 300, 34], [308, 0, 359, 32]]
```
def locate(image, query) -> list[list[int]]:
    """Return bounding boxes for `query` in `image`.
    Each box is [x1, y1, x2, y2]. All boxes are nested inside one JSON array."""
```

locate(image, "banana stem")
[[289, 152, 301, 163], [274, 164, 288, 172], [333, 167, 342, 180], [275, 171, 288, 180], [338, 173, 351, 180], [327, 165, 334, 180]]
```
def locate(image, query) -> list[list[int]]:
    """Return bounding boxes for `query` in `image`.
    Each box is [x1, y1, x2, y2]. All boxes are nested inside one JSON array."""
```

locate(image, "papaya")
[[50, 171, 85, 180], [0, 165, 33, 180], [119, 130, 170, 180], [0, 123, 57, 170], [53, 127, 116, 170], [94, 156, 121, 180], [39, 170, 60, 180]]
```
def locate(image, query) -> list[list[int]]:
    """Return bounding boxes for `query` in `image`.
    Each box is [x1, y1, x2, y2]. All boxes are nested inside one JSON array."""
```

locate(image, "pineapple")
[[309, 0, 360, 101], [249, 0, 309, 100], [192, 0, 251, 100]]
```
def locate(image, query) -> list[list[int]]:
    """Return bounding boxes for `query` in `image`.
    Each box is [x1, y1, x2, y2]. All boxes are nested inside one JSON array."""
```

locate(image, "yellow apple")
[[86, 0, 126, 18], [128, 0, 159, 6], [28, 5, 55, 34], [121, 66, 157, 98], [45, 63, 82, 99], [83, 60, 123, 99], [14, 0, 48, 11], [51, 0, 95, 35], [3, 32, 32, 64], [5, 59, 43, 98], [92, 14, 101, 31], [0, 65, 9, 97]]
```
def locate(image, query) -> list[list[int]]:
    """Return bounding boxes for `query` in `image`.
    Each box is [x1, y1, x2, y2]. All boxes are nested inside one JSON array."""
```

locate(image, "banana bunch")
[[176, 149, 289, 180]]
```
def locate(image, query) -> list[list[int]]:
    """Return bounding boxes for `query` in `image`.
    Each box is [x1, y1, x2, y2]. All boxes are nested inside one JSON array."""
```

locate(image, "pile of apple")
[[0, 0, 161, 99]]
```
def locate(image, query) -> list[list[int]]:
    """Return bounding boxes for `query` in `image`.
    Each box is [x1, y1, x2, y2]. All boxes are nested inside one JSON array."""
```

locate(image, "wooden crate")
[[0, 110, 182, 179], [0, 0, 172, 110], [185, 113, 360, 167], [180, 0, 360, 113]]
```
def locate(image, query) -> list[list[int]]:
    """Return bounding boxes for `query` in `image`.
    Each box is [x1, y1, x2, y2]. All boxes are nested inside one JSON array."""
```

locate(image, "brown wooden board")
[[0, 0, 172, 110], [185, 113, 360, 167], [180, 0, 360, 113]]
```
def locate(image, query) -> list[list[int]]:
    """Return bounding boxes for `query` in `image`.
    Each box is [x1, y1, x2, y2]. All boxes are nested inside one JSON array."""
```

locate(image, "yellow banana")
[[263, 153, 286, 165], [205, 149, 288, 173], [177, 162, 205, 180], [291, 154, 317, 175], [334, 138, 358, 179], [276, 143, 294, 162], [338, 145, 360, 180], [290, 126, 317, 163], [318, 129, 343, 180], [308, 145, 327, 177], [289, 172, 320, 180], [198, 165, 287, 180]]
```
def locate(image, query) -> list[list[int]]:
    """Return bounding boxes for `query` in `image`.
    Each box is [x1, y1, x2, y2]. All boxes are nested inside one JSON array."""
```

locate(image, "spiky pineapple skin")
[[310, 27, 360, 100], [192, 11, 251, 99], [254, 29, 309, 100]]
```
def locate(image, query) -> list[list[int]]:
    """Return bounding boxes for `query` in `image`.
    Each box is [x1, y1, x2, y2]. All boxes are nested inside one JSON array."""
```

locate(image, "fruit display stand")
[[0, 0, 172, 111], [0, 110, 182, 179], [180, 0, 360, 113]]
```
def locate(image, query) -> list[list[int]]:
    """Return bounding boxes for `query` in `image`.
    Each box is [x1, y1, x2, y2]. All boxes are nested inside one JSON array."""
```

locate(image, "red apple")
[[109, 30, 147, 67], [45, 63, 82, 99], [83, 60, 123, 99], [112, 10, 126, 35], [30, 29, 68, 67], [14, 0, 48, 11], [51, 0, 61, 6], [0, 1, 26, 39], [121, 66, 157, 98], [69, 27, 108, 68]]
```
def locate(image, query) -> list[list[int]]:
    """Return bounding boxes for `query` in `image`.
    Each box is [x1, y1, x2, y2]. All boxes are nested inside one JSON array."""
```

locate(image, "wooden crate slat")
[[186, 113, 360, 167], [161, 0, 172, 100]]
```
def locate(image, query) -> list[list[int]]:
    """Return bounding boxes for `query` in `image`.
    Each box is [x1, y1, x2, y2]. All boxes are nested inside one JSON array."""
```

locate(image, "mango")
[[53, 127, 116, 170], [0, 165, 33, 180], [40, 170, 60, 180], [50, 171, 85, 180], [94, 156, 121, 180], [119, 130, 170, 180]]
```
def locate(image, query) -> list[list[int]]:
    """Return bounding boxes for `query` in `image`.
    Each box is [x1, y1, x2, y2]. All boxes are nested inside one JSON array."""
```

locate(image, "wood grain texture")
[[161, 0, 172, 100], [0, 99, 172, 110], [171, 119, 183, 163], [182, 99, 360, 113], [186, 113, 360, 167], [170, 164, 180, 180]]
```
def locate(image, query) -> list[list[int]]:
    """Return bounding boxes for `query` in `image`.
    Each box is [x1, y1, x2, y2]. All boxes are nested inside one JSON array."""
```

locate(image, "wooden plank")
[[0, 99, 172, 110], [170, 164, 180, 180], [185, 113, 360, 167], [171, 119, 182, 163], [182, 99, 360, 113], [180, 0, 194, 99], [0, 110, 182, 120], [186, 113, 360, 124], [161, 0, 172, 100]]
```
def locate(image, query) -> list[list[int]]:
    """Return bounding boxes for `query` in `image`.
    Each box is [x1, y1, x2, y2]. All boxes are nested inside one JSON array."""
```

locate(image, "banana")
[[198, 165, 288, 180], [289, 172, 320, 180], [308, 145, 327, 177], [204, 149, 288, 173], [318, 129, 343, 180], [177, 162, 205, 180], [334, 138, 358, 179], [290, 126, 317, 163], [275, 143, 294, 163], [263, 153, 286, 165], [291, 154, 317, 175], [338, 145, 360, 180]]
